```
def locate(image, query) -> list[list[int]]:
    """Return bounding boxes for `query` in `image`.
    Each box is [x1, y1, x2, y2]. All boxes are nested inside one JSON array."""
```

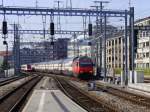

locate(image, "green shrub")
[[114, 68, 122, 75], [110, 68, 150, 76], [136, 68, 150, 76]]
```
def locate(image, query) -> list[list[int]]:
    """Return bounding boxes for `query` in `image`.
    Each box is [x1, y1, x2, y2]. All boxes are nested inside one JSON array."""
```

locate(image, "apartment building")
[[135, 17, 150, 68], [106, 32, 130, 69], [106, 16, 150, 69]]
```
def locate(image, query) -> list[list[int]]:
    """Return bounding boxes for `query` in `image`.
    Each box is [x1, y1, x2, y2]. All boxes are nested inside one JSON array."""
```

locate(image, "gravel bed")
[[0, 76, 33, 98], [70, 80, 150, 112]]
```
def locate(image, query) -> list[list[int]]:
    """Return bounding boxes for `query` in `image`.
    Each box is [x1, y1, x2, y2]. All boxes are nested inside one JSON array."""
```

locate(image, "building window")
[[146, 63, 149, 68], [112, 48, 114, 53], [119, 38, 121, 44], [112, 40, 114, 45], [143, 53, 146, 58], [115, 39, 117, 44], [139, 43, 143, 48], [119, 64, 121, 68], [109, 57, 111, 62], [109, 49, 111, 54], [143, 31, 146, 37], [115, 57, 118, 60], [146, 52, 149, 57], [143, 43, 145, 48], [107, 42, 108, 46], [109, 41, 111, 46], [148, 20, 150, 25], [137, 54, 139, 58], [112, 57, 114, 62], [139, 31, 142, 37], [146, 42, 149, 47], [146, 31, 149, 37]]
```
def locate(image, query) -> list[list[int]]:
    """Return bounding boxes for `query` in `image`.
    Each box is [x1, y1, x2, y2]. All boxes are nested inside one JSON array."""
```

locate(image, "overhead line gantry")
[[0, 7, 129, 17], [0, 29, 88, 35]]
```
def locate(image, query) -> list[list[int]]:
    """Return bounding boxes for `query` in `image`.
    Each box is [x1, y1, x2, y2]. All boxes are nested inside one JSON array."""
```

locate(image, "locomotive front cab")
[[72, 56, 94, 79], [79, 57, 94, 73]]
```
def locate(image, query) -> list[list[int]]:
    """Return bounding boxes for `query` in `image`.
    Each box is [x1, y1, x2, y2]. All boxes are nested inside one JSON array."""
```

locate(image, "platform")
[[22, 89, 87, 112], [128, 83, 150, 93], [96, 80, 150, 97]]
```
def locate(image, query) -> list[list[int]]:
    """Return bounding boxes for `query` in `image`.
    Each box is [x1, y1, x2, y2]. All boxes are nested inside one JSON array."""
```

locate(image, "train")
[[21, 56, 95, 79], [21, 64, 33, 72]]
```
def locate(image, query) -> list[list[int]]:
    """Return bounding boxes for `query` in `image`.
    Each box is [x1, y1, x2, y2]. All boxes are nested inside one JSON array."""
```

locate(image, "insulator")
[[2, 21, 8, 35], [50, 22, 54, 35], [88, 23, 92, 36]]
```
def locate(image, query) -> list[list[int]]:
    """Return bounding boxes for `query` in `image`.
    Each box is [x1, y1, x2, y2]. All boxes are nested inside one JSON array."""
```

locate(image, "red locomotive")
[[72, 56, 94, 79]]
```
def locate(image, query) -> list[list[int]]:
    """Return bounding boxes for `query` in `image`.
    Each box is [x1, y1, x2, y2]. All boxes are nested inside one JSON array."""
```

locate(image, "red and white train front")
[[72, 56, 94, 79]]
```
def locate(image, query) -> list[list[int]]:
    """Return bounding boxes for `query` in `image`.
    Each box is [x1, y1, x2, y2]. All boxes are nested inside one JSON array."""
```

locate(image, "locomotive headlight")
[[89, 71, 93, 73], [80, 71, 83, 73]]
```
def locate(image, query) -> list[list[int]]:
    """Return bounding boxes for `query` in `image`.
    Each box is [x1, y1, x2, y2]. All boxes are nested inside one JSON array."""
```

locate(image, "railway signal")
[[50, 22, 55, 35], [2, 21, 8, 35], [88, 23, 93, 36], [3, 40, 7, 45]]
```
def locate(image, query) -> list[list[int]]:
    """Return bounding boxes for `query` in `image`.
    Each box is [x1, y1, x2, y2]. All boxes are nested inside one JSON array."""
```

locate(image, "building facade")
[[106, 33, 130, 69], [67, 35, 92, 58], [135, 17, 150, 68], [106, 16, 150, 69], [19, 38, 69, 65]]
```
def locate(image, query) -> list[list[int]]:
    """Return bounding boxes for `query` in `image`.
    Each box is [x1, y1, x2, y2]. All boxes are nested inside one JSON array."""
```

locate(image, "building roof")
[[135, 16, 150, 24]]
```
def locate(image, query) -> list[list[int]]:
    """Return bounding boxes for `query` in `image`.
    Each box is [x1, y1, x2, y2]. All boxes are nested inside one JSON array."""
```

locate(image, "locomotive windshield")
[[74, 56, 93, 67], [79, 62, 93, 67], [27, 64, 31, 69]]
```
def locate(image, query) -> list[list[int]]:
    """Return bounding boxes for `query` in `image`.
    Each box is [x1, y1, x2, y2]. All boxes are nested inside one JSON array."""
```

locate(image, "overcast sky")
[[0, 0, 150, 51]]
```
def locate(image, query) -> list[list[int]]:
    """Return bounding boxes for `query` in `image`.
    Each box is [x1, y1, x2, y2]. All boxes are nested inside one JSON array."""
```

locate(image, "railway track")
[[0, 75, 42, 112], [54, 76, 118, 112], [26, 72, 150, 111], [0, 76, 26, 86], [96, 83, 150, 109], [144, 77, 150, 83]]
